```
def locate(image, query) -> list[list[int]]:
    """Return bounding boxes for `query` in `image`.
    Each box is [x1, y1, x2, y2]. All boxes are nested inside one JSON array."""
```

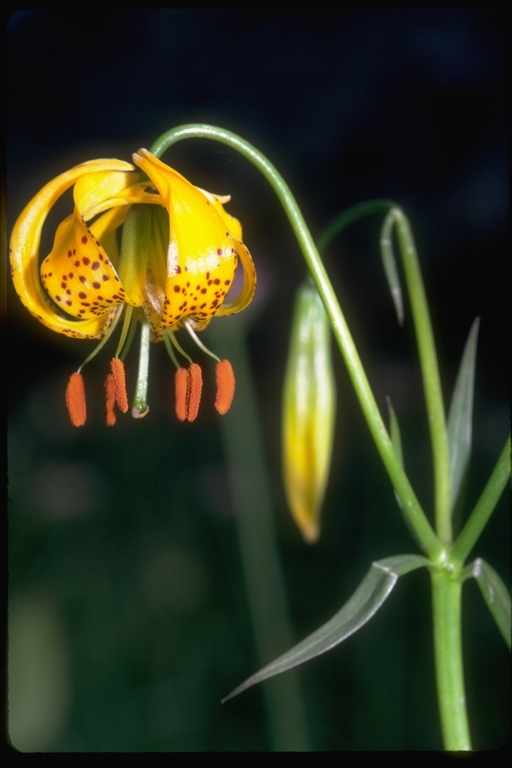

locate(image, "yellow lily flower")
[[10, 150, 256, 426]]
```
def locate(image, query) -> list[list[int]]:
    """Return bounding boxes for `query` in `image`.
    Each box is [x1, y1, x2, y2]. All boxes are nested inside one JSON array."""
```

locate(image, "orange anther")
[[105, 373, 117, 426], [175, 364, 203, 422], [187, 363, 202, 422], [214, 359, 235, 415], [65, 372, 87, 427], [110, 357, 129, 413], [175, 368, 188, 421]]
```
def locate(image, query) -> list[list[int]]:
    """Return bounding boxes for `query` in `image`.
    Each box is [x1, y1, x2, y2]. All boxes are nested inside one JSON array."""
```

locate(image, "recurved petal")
[[74, 170, 138, 218], [76, 173, 163, 221], [10, 159, 134, 338], [133, 149, 243, 333], [215, 238, 257, 318], [40, 206, 128, 322], [132, 149, 188, 203], [198, 188, 243, 241], [135, 150, 243, 239]]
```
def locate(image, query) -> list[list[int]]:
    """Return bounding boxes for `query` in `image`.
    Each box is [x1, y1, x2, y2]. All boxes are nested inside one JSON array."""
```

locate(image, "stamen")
[[187, 363, 202, 422], [77, 305, 124, 374], [110, 358, 129, 413], [183, 320, 220, 362], [65, 372, 87, 427], [214, 359, 235, 415], [175, 364, 203, 422], [163, 331, 182, 370], [115, 305, 135, 359], [175, 368, 189, 422], [166, 329, 193, 365], [104, 373, 117, 426]]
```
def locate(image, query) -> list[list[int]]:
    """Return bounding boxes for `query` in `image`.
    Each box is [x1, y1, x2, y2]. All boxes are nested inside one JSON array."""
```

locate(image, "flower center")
[[64, 308, 235, 427]]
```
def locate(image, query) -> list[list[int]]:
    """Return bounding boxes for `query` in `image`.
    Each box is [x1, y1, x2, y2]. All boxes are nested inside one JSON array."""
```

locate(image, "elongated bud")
[[105, 373, 117, 426], [282, 281, 336, 543], [175, 363, 203, 422], [110, 358, 129, 413], [66, 372, 87, 427], [214, 359, 235, 415]]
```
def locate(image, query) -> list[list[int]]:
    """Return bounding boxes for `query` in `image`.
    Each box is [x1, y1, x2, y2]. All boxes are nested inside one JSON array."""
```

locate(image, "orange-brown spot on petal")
[[187, 363, 202, 422], [175, 367, 189, 422], [65, 372, 87, 427], [105, 373, 117, 426], [214, 359, 235, 415], [110, 358, 129, 413]]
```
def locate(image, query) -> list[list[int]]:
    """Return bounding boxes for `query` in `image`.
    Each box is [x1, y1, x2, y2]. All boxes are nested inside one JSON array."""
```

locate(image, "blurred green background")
[[7, 10, 509, 750]]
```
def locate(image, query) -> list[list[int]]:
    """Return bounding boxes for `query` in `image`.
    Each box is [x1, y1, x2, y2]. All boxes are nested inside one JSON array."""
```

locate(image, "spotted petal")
[[41, 205, 128, 322], [132, 149, 256, 333], [10, 159, 135, 338]]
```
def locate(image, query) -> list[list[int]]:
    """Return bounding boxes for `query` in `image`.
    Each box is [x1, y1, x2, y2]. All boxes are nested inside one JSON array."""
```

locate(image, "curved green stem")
[[316, 199, 399, 253], [150, 125, 443, 562], [451, 435, 511, 567]]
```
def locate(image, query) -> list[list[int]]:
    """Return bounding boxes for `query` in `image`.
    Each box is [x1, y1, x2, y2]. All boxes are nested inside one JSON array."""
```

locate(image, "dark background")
[[7, 9, 509, 751]]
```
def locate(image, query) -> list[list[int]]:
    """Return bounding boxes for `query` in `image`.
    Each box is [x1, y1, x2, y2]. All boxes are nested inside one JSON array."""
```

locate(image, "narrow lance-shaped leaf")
[[222, 554, 431, 702], [380, 211, 404, 326], [386, 396, 404, 468], [462, 558, 511, 650], [386, 398, 424, 550], [386, 398, 405, 513], [447, 318, 480, 513], [451, 435, 511, 566]]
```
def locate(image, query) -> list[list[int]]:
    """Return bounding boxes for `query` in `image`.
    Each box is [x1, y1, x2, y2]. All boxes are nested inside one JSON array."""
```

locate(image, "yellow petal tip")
[[299, 521, 320, 544]]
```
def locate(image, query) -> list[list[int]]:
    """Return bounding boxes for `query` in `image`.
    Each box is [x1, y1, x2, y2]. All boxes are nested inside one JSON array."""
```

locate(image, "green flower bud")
[[282, 280, 336, 542]]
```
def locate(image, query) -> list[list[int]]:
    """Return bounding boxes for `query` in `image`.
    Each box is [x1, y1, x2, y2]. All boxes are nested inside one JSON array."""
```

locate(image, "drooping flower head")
[[10, 150, 256, 425]]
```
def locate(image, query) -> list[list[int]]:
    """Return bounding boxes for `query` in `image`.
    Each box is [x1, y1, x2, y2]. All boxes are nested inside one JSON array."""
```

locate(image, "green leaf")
[[380, 211, 404, 326], [386, 396, 404, 467], [452, 435, 511, 566], [447, 318, 480, 513], [222, 554, 431, 702], [386, 398, 426, 549], [467, 558, 511, 649]]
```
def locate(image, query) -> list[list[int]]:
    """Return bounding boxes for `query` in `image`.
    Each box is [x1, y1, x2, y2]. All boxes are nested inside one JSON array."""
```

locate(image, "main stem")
[[430, 570, 471, 750]]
